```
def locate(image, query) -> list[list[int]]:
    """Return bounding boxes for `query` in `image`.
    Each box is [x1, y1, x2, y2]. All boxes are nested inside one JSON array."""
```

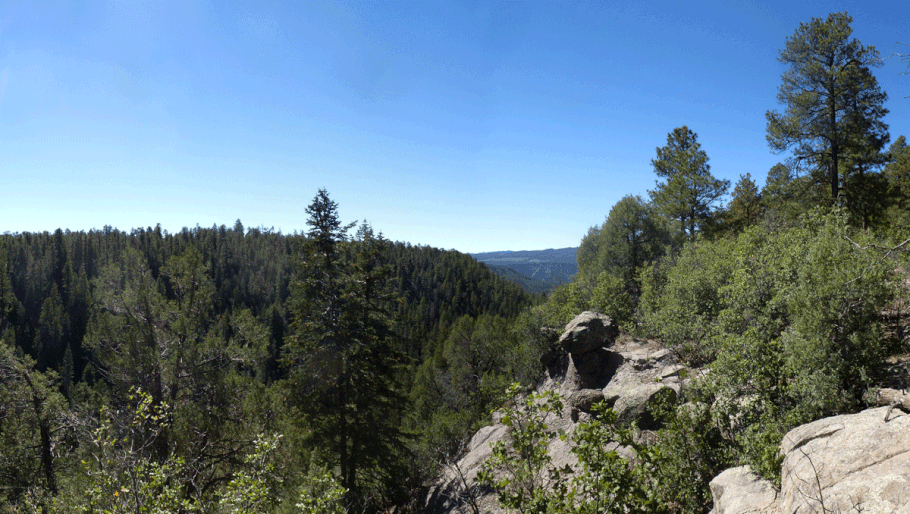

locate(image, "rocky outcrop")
[[564, 347, 624, 391], [421, 424, 508, 514], [709, 405, 910, 514], [423, 312, 688, 513], [603, 378, 677, 430], [559, 312, 620, 390], [421, 377, 576, 514]]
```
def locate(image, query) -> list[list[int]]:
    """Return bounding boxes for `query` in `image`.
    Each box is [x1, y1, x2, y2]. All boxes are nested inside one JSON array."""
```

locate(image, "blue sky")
[[2, 1, 908, 253]]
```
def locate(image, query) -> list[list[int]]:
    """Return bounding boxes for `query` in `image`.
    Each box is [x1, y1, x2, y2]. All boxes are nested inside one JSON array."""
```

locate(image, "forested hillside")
[[0, 200, 540, 513], [459, 12, 910, 514], [485, 265, 553, 295], [471, 248, 578, 288]]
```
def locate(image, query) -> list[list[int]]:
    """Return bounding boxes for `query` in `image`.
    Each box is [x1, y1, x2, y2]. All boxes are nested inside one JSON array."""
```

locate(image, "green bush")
[[638, 237, 736, 364], [637, 212, 896, 483]]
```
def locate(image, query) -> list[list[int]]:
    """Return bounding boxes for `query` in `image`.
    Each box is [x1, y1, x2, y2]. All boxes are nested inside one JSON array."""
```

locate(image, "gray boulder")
[[559, 311, 617, 355], [567, 388, 608, 422], [603, 378, 677, 430], [709, 405, 910, 514], [778, 406, 910, 513], [708, 466, 778, 514]]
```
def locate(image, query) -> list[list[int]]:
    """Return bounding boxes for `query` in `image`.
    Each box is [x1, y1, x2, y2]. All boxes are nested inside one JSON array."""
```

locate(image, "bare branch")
[[842, 236, 910, 285]]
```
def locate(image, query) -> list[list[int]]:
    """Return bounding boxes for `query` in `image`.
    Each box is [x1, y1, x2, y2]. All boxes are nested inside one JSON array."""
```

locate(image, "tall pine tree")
[[285, 190, 410, 512], [766, 12, 889, 206]]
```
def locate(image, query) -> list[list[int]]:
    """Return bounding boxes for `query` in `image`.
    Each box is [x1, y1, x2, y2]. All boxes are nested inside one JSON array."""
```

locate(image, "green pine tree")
[[649, 126, 729, 240], [766, 12, 889, 205], [285, 190, 410, 512]]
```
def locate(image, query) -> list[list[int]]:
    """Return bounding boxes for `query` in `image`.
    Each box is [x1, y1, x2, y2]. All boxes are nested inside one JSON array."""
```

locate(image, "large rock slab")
[[421, 423, 509, 514], [708, 466, 778, 514], [559, 311, 617, 355], [711, 406, 910, 514], [778, 406, 910, 513]]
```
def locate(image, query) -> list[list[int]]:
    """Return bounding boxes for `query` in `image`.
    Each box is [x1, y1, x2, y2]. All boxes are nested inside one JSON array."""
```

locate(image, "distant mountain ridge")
[[471, 247, 578, 291], [486, 265, 552, 295]]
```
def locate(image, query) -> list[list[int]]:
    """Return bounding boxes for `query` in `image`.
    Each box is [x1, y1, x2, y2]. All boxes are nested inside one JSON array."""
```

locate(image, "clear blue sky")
[[2, 1, 908, 253]]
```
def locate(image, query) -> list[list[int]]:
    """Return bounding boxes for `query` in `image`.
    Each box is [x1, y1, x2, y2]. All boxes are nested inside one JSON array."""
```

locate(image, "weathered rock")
[[421, 384, 579, 514], [564, 348, 624, 391], [659, 364, 686, 379], [708, 466, 778, 514], [423, 336, 697, 514], [568, 389, 606, 412], [711, 405, 910, 514], [422, 423, 509, 514], [875, 387, 910, 418], [778, 406, 910, 513], [650, 348, 677, 365], [567, 388, 607, 421], [622, 349, 651, 370], [604, 378, 677, 430], [559, 311, 617, 355]]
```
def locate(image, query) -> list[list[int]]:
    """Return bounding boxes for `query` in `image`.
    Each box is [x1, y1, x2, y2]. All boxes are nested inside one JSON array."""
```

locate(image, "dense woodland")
[[0, 204, 541, 512], [2, 11, 910, 514]]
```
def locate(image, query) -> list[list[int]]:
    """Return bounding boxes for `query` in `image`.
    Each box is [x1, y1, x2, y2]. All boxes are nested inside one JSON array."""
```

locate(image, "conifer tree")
[[649, 126, 729, 240], [727, 173, 763, 231], [578, 195, 670, 299], [766, 12, 889, 205], [34, 288, 68, 370], [884, 135, 910, 230], [285, 190, 409, 512]]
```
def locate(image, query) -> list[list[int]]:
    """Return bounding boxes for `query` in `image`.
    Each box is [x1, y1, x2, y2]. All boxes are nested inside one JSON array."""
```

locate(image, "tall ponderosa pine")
[[766, 12, 889, 207], [286, 190, 409, 512], [649, 126, 729, 240]]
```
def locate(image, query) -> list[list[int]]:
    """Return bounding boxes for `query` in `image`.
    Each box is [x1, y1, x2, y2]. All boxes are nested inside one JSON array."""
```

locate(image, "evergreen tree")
[[884, 135, 910, 231], [285, 191, 409, 512], [578, 195, 670, 301], [0, 243, 19, 343], [34, 288, 68, 371], [61, 343, 74, 406], [727, 173, 763, 232], [766, 12, 889, 205], [760, 163, 826, 225], [0, 345, 66, 500], [649, 126, 729, 240]]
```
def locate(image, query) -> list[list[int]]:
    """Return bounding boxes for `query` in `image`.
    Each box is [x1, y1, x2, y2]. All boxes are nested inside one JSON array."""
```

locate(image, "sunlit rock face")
[[709, 405, 910, 514]]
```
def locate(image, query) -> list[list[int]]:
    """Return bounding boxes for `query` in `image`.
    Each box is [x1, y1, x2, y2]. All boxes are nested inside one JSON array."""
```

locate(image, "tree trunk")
[[22, 370, 57, 494], [829, 73, 840, 204]]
